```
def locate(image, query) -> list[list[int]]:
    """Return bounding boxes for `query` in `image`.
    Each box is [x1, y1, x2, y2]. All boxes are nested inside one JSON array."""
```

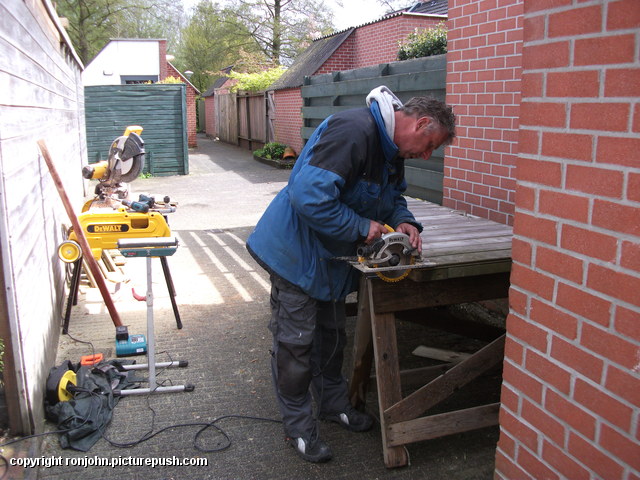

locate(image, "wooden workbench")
[[348, 198, 513, 468]]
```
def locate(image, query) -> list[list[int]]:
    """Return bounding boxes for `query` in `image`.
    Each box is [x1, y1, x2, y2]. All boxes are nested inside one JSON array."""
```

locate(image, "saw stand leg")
[[117, 256, 194, 396], [62, 256, 182, 333], [160, 256, 182, 330]]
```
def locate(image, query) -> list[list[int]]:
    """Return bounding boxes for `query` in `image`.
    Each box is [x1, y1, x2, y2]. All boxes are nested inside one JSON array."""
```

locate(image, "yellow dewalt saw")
[[354, 226, 421, 282], [57, 126, 177, 263]]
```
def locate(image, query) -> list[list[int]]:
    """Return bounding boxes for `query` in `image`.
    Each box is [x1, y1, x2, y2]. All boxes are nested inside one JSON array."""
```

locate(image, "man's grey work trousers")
[[268, 274, 351, 439]]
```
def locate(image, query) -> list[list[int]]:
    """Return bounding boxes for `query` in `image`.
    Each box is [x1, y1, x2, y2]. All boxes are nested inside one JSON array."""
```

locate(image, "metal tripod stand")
[[114, 237, 194, 396]]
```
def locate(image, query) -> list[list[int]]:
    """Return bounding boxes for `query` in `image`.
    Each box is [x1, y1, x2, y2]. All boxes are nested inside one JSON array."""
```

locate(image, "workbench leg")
[[349, 277, 374, 410], [368, 285, 409, 468]]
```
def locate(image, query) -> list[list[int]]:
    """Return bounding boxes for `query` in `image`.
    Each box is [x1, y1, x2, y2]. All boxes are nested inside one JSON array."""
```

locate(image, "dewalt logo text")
[[87, 224, 130, 233]]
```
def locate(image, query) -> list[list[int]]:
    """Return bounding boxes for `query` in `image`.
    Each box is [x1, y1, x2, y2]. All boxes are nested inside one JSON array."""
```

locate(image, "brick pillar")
[[186, 86, 197, 148], [273, 89, 304, 154], [445, 0, 524, 225], [495, 1, 640, 479], [159, 39, 167, 80]]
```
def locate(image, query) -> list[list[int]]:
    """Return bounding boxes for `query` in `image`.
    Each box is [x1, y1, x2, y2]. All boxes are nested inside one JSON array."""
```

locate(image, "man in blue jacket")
[[247, 87, 456, 463]]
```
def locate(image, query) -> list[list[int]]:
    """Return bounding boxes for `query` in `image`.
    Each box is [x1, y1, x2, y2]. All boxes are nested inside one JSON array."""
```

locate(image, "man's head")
[[393, 97, 456, 160]]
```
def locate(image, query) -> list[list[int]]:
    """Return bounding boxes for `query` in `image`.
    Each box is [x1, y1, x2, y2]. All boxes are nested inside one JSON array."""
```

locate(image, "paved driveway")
[[34, 135, 499, 480]]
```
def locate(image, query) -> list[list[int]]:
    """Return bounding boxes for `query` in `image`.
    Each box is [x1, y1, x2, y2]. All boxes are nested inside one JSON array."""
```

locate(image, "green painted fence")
[[301, 54, 447, 204], [85, 84, 189, 176]]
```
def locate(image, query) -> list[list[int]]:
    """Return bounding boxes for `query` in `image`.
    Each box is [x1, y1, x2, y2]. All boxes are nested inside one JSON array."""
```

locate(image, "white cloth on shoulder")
[[366, 86, 403, 140]]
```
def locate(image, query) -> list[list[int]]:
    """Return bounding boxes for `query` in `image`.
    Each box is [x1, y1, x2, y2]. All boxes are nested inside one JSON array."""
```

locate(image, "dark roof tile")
[[269, 29, 354, 90]]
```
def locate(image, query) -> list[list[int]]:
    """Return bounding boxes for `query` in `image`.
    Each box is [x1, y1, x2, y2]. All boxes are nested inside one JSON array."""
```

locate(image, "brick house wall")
[[273, 14, 446, 151], [444, 0, 524, 225], [495, 1, 640, 479], [274, 88, 304, 153]]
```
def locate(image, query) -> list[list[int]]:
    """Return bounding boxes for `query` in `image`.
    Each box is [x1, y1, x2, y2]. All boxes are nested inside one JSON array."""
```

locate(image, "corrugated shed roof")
[[406, 0, 449, 16], [269, 28, 354, 91], [318, 1, 448, 39]]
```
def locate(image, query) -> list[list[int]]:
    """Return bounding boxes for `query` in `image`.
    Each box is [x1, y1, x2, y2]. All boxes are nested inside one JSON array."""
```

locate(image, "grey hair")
[[400, 96, 456, 145]]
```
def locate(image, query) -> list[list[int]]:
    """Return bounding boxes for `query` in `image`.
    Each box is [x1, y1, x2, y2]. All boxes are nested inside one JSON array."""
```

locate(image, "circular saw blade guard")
[[358, 232, 420, 282], [106, 132, 145, 185]]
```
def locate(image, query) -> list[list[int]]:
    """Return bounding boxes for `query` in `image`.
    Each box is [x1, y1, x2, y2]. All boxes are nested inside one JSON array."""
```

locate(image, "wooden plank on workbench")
[[425, 250, 512, 264], [424, 232, 512, 245], [425, 235, 513, 250], [386, 403, 500, 447], [424, 245, 512, 263], [421, 222, 512, 235]]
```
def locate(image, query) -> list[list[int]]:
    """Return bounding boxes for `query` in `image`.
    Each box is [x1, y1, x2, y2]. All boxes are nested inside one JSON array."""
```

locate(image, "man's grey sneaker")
[[320, 406, 374, 432], [286, 432, 332, 463]]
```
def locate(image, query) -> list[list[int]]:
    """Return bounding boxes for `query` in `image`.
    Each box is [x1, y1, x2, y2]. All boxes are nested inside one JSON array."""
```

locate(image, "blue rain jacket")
[[246, 102, 422, 301]]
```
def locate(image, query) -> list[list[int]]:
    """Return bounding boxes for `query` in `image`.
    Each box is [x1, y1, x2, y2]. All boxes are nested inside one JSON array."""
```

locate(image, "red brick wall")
[[185, 86, 197, 148], [444, 0, 524, 225], [316, 15, 443, 74], [159, 40, 167, 80], [275, 14, 445, 149], [274, 88, 304, 153], [496, 1, 640, 479], [166, 62, 198, 148]]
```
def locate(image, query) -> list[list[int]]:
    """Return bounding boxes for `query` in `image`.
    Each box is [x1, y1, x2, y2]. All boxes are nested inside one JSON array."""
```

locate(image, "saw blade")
[[373, 242, 415, 282]]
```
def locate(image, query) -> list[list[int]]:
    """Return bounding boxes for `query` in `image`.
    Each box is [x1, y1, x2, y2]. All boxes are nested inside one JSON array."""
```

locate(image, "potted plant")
[[253, 142, 296, 169]]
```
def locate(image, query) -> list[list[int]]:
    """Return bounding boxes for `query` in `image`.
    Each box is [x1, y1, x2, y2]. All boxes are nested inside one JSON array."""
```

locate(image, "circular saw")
[[82, 126, 146, 199], [356, 231, 421, 282]]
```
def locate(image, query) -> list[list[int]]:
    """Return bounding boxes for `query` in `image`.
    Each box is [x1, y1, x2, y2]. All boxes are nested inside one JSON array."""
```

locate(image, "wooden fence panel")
[[301, 55, 447, 204], [215, 92, 267, 151], [237, 93, 267, 151], [215, 92, 238, 145], [85, 84, 189, 176]]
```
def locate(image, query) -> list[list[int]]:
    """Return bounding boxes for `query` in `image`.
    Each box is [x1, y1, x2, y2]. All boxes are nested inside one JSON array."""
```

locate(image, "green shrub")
[[254, 142, 286, 159], [157, 76, 184, 84], [228, 67, 286, 93], [397, 22, 448, 60]]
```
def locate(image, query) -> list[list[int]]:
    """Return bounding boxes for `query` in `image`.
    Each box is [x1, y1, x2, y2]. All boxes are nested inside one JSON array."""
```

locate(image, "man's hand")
[[395, 222, 423, 253], [365, 220, 390, 244]]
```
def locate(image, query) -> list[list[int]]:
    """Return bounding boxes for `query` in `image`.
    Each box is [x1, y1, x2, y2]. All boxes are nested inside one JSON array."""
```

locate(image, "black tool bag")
[[45, 360, 137, 451]]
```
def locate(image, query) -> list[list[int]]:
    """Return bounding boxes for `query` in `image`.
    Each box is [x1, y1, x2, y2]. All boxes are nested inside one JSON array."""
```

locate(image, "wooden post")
[[367, 279, 409, 468], [38, 140, 123, 328]]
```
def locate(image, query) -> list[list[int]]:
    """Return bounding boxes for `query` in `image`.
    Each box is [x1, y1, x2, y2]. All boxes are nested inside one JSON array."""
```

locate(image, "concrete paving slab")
[[29, 135, 499, 480]]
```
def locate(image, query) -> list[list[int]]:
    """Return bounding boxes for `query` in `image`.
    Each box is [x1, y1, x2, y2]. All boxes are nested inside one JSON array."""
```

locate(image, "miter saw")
[[57, 126, 177, 263], [82, 125, 146, 201], [353, 227, 422, 282]]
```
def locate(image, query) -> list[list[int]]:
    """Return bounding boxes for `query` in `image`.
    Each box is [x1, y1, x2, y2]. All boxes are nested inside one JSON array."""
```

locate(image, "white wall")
[[0, 0, 85, 433], [82, 39, 160, 86]]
